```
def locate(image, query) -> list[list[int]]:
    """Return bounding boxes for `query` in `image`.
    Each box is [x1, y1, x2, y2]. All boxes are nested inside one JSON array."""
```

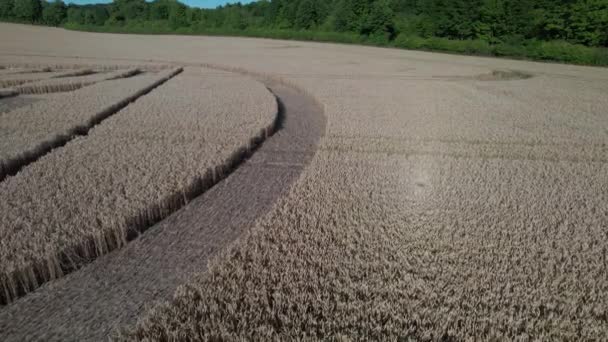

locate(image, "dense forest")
[[1, 0, 608, 65]]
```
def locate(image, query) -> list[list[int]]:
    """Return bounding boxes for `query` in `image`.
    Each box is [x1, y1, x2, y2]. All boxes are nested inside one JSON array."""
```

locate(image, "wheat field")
[[0, 69, 177, 181], [0, 23, 607, 341], [0, 67, 51, 75], [0, 66, 277, 304], [0, 68, 94, 88], [10, 67, 140, 94]]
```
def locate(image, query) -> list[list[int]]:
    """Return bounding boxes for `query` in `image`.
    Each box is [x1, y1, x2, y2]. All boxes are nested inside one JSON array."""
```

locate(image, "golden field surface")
[[7, 67, 140, 94], [1, 23, 608, 341], [0, 65, 276, 304]]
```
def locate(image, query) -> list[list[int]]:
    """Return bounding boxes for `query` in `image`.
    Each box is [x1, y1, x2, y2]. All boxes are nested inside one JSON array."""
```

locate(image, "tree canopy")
[[13, 0, 43, 22], [1, 0, 607, 55], [42, 0, 67, 26]]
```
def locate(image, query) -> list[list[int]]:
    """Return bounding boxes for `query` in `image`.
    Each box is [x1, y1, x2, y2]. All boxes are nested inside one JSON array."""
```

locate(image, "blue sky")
[[65, 0, 256, 9]]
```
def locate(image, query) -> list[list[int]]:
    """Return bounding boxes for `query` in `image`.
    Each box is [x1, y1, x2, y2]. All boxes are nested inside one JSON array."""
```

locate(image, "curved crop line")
[[0, 68, 180, 183], [0, 69, 95, 88], [13, 68, 141, 95], [0, 67, 51, 75], [0, 61, 171, 73], [0, 70, 283, 305], [200, 62, 326, 109], [0, 74, 326, 342]]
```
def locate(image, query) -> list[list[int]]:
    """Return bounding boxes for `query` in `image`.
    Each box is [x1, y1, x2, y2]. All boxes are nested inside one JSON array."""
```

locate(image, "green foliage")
[[568, 0, 608, 46], [3, 0, 608, 66], [149, 0, 170, 20], [0, 0, 14, 18], [223, 5, 247, 30], [67, 6, 84, 25], [392, 33, 608, 66], [42, 0, 66, 26], [333, 0, 358, 32], [111, 0, 146, 21], [91, 6, 109, 25], [294, 0, 319, 29], [362, 0, 395, 39], [13, 0, 42, 22], [168, 1, 187, 29], [65, 4, 109, 26], [393, 34, 426, 49]]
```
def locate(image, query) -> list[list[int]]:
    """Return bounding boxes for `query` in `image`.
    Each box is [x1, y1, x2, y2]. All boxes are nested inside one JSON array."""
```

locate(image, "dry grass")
[[0, 67, 277, 304], [10, 68, 140, 94], [0, 69, 177, 182], [0, 69, 94, 88]]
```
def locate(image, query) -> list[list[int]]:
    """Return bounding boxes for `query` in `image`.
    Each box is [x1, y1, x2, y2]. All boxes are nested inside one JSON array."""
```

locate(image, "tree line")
[[1, 0, 607, 64]]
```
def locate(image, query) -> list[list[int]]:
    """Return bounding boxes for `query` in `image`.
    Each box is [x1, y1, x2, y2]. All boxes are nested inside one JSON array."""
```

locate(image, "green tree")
[[84, 9, 96, 24], [362, 0, 396, 38], [334, 0, 358, 32], [3, 0, 607, 59], [91, 6, 110, 25], [186, 7, 202, 23], [532, 1, 569, 41], [66, 6, 85, 24], [111, 0, 147, 21], [13, 0, 42, 22], [505, 0, 535, 38], [0, 0, 14, 18], [295, 0, 320, 29], [42, 0, 67, 26], [262, 0, 282, 26], [168, 0, 187, 28], [276, 0, 298, 28], [568, 0, 608, 46], [149, 0, 170, 20], [223, 5, 247, 30]]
